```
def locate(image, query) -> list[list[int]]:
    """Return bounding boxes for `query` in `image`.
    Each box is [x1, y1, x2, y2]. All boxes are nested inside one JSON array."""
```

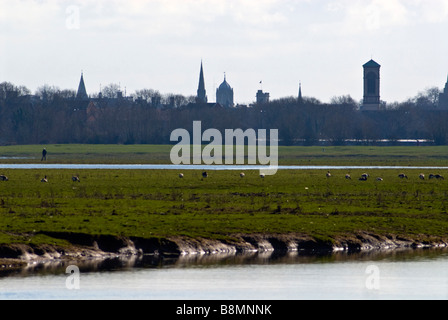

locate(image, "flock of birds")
[[325, 171, 444, 181], [1, 171, 250, 183], [179, 171, 445, 181], [0, 174, 80, 183], [0, 171, 445, 184], [178, 171, 259, 179]]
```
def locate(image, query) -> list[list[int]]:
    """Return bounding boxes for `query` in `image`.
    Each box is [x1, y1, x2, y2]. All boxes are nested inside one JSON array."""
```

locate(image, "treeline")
[[1, 81, 447, 145]]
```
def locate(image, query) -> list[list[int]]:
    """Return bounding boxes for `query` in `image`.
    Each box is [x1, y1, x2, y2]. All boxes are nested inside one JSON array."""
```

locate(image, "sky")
[[1, 0, 448, 105]]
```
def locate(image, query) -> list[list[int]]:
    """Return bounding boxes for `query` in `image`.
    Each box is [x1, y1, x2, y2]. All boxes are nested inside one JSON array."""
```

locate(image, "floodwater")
[[1, 248, 448, 300]]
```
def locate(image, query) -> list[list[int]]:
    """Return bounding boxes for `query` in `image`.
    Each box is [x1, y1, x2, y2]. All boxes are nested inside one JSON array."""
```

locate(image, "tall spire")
[[444, 73, 448, 93], [298, 82, 303, 102], [76, 72, 88, 100], [197, 61, 207, 103]]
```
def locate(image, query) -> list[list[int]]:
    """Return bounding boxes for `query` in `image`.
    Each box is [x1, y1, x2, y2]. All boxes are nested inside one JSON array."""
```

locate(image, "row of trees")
[[1, 81, 447, 145]]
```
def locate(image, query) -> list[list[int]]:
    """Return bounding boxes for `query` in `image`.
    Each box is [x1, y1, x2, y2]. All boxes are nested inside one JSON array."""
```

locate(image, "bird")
[[326, 171, 331, 178], [41, 176, 48, 183], [202, 171, 208, 178], [345, 174, 351, 180], [359, 173, 369, 181], [179, 173, 184, 178], [260, 173, 265, 178], [72, 176, 80, 182], [240, 172, 245, 178]]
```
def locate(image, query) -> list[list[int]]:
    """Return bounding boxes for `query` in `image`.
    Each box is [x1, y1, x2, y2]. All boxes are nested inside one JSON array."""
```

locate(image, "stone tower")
[[361, 59, 381, 111], [256, 90, 269, 104], [196, 61, 207, 104]]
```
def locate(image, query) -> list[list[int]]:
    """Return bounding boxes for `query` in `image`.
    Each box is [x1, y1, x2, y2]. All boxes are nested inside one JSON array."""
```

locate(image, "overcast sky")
[[1, 0, 448, 104]]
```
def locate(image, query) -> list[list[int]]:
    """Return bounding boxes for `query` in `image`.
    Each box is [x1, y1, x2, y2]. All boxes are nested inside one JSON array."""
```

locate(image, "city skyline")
[[1, 0, 448, 104]]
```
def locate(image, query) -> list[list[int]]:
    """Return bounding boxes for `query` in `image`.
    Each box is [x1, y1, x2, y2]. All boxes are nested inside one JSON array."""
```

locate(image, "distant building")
[[196, 61, 208, 104], [298, 82, 303, 103], [256, 89, 269, 104], [361, 59, 381, 111], [76, 72, 88, 100], [216, 74, 234, 108], [439, 75, 448, 109]]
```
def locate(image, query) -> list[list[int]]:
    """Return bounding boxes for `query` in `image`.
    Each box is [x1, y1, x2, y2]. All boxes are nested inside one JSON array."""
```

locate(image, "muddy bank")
[[1, 231, 448, 270]]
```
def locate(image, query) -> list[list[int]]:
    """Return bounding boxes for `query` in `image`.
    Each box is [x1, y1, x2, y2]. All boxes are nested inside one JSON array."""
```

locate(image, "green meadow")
[[1, 144, 448, 166], [1, 144, 448, 247]]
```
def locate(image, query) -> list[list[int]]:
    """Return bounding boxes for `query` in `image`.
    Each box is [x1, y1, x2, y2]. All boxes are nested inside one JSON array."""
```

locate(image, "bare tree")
[[0, 82, 31, 100], [132, 88, 158, 101], [35, 84, 61, 102], [101, 83, 122, 99], [414, 87, 441, 109], [330, 95, 358, 108]]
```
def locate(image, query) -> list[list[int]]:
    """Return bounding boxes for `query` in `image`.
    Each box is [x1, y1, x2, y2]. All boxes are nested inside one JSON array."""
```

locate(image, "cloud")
[[62, 0, 290, 37], [351, 0, 409, 31], [314, 0, 448, 36], [414, 0, 448, 23], [0, 0, 62, 35], [1, 0, 447, 103]]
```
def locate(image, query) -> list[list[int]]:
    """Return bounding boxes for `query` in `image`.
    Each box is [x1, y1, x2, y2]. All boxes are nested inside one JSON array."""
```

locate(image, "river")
[[1, 248, 448, 300]]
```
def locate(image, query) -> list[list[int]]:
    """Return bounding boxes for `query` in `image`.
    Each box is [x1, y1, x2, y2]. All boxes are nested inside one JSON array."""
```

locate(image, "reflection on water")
[[2, 247, 447, 278], [1, 248, 448, 300]]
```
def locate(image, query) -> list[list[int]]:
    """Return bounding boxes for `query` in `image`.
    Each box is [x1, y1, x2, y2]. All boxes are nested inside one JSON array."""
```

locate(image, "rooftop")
[[363, 59, 381, 68]]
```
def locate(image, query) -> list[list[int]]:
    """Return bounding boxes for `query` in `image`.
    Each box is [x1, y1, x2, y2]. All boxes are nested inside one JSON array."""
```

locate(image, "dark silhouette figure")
[[41, 148, 47, 161]]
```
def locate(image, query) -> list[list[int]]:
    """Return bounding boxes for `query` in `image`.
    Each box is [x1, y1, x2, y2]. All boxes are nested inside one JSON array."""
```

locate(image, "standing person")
[[41, 148, 47, 161]]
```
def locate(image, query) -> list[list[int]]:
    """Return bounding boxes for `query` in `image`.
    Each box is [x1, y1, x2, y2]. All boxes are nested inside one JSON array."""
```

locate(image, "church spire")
[[298, 82, 303, 102], [444, 73, 448, 92], [197, 61, 207, 103], [76, 72, 88, 100]]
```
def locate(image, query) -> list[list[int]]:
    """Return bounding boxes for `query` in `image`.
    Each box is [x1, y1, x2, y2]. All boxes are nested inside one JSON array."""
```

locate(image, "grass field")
[[1, 144, 448, 166], [1, 144, 448, 247]]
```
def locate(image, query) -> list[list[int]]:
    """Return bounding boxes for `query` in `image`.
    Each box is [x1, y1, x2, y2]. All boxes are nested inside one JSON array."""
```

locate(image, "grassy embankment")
[[1, 144, 448, 247]]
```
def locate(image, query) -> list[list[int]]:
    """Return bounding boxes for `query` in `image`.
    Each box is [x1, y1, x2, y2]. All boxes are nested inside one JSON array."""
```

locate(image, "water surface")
[[1, 249, 448, 300]]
